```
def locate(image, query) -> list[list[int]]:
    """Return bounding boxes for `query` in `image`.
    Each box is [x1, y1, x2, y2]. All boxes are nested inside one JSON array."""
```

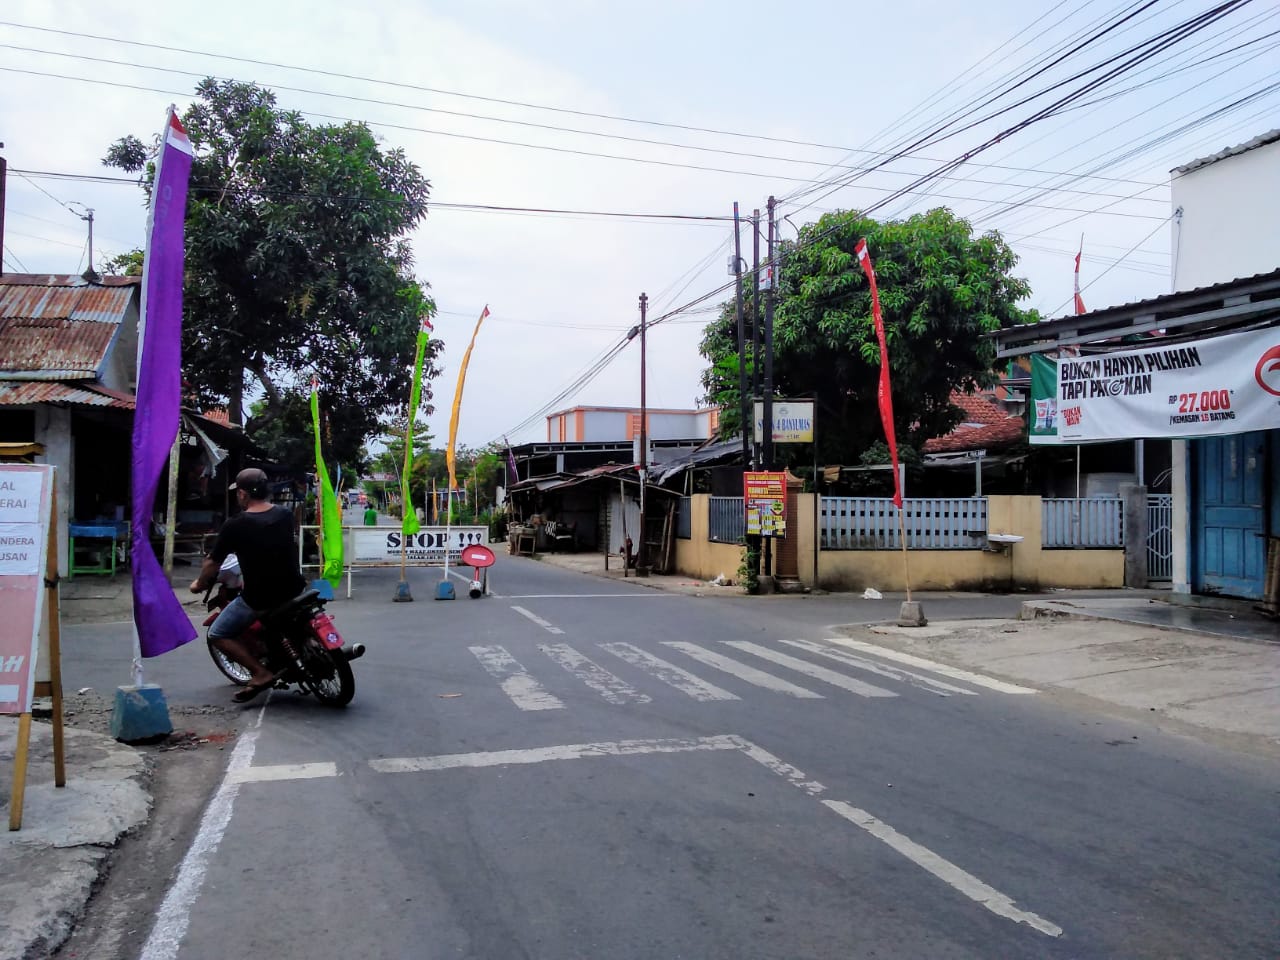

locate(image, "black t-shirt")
[[209, 505, 306, 610]]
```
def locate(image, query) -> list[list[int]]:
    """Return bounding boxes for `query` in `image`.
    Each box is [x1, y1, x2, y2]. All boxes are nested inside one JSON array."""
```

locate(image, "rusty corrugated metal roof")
[[0, 274, 137, 377], [0, 380, 135, 409]]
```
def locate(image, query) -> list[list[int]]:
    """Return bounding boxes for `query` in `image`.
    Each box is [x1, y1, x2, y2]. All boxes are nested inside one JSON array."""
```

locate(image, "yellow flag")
[[446, 305, 490, 492]]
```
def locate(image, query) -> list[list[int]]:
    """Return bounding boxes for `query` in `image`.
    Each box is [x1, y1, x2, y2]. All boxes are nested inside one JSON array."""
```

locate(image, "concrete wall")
[[1170, 138, 1280, 292], [674, 494, 1124, 591], [35, 406, 73, 577]]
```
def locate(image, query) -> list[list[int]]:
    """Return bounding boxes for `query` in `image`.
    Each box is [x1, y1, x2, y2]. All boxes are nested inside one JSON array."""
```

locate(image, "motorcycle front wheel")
[[207, 639, 253, 686], [301, 640, 355, 707]]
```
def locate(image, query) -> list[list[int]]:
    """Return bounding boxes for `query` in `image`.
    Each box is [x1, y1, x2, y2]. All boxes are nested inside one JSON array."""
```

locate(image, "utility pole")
[[762, 196, 777, 582], [750, 208, 761, 467], [0, 145, 7, 277], [637, 292, 650, 576], [733, 203, 748, 466], [81, 208, 95, 279]]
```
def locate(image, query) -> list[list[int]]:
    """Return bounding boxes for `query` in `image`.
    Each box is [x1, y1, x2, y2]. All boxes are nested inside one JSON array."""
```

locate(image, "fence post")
[[1120, 484, 1148, 588]]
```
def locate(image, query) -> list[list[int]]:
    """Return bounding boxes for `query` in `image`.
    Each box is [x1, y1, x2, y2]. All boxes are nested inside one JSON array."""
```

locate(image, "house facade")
[[0, 274, 140, 575]]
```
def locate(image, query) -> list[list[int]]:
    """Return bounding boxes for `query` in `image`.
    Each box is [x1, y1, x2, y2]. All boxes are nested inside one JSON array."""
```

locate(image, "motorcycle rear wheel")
[[207, 640, 253, 686], [302, 641, 355, 707]]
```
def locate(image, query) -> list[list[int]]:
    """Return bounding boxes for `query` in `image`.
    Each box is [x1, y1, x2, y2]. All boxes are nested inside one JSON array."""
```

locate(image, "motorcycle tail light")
[[310, 612, 344, 650]]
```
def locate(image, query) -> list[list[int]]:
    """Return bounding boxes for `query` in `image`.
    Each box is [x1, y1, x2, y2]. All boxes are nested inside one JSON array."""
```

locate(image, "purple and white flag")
[[131, 107, 197, 657]]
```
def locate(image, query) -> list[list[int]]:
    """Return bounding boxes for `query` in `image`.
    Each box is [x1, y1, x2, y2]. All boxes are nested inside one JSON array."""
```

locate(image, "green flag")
[[401, 313, 433, 537], [310, 380, 344, 587]]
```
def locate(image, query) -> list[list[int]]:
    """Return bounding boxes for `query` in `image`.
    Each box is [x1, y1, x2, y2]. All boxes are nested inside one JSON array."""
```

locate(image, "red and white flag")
[[855, 238, 903, 509], [1073, 239, 1087, 316]]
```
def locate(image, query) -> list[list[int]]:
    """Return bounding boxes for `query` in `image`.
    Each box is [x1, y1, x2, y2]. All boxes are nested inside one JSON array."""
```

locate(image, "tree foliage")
[[104, 79, 441, 466], [700, 208, 1035, 464]]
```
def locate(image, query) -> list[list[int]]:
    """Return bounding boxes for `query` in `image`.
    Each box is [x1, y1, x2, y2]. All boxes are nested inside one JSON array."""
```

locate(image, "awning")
[[0, 380, 135, 409]]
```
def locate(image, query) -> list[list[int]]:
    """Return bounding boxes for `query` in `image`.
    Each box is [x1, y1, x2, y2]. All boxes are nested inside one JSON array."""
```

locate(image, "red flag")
[[1073, 240, 1087, 315], [855, 238, 902, 508]]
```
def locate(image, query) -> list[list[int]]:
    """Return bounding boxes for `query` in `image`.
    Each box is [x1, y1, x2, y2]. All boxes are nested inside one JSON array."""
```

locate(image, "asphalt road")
[[69, 553, 1279, 959]]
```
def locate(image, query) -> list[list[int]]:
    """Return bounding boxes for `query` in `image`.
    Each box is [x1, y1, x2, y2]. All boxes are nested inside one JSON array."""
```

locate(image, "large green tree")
[[701, 207, 1035, 465], [104, 79, 442, 465]]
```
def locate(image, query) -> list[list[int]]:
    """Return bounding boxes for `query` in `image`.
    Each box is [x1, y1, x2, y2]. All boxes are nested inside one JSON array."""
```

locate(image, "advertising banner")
[[1053, 326, 1280, 441], [1029, 353, 1060, 445], [0, 465, 52, 714], [350, 526, 488, 565], [753, 400, 815, 444], [743, 471, 787, 537]]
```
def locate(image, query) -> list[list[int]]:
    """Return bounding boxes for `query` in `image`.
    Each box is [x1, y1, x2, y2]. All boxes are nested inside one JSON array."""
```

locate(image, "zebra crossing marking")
[[469, 645, 566, 711], [781, 639, 977, 697], [824, 639, 1038, 695], [600, 642, 740, 702], [724, 641, 898, 699], [663, 642, 823, 698], [539, 643, 652, 705]]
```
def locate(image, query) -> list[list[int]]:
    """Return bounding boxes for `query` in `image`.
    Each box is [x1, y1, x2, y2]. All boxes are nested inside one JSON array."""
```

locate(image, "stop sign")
[[460, 544, 496, 569]]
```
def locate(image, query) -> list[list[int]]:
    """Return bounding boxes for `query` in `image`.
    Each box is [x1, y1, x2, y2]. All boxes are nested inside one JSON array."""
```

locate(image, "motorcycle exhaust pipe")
[[344, 643, 366, 661]]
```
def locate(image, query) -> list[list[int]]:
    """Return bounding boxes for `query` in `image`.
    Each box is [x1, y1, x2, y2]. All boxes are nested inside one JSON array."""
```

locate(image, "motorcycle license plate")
[[310, 613, 344, 650]]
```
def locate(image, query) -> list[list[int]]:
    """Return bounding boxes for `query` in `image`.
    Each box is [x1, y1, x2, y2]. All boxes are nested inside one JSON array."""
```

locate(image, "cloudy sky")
[[2, 0, 1277, 447]]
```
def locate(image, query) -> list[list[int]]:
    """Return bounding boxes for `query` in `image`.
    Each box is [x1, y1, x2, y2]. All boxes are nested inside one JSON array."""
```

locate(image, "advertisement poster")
[[1032, 327, 1280, 442], [743, 471, 787, 537], [349, 526, 488, 564], [0, 465, 52, 714]]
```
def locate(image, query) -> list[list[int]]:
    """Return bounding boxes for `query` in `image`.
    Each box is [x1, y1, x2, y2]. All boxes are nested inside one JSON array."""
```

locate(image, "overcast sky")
[[2, 0, 1277, 448]]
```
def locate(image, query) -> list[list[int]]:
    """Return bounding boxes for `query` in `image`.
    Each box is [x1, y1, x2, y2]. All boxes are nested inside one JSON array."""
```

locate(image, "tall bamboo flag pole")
[[855, 239, 912, 604], [395, 310, 434, 601], [444, 305, 490, 586]]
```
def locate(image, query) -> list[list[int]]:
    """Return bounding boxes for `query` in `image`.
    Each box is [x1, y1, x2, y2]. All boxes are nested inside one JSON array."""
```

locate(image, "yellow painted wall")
[[674, 494, 1124, 591]]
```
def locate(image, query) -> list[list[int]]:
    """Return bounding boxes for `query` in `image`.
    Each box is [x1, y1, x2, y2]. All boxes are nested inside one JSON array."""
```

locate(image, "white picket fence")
[[820, 497, 988, 550]]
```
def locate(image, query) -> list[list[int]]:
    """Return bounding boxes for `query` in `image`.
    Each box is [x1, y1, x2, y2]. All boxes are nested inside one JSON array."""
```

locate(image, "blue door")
[[1193, 432, 1267, 599]]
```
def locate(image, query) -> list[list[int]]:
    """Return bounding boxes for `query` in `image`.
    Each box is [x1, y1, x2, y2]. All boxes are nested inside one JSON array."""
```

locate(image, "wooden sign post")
[[2, 464, 64, 831]]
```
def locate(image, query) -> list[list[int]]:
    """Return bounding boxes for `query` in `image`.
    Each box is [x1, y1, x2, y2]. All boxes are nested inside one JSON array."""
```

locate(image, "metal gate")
[[1147, 494, 1173, 582]]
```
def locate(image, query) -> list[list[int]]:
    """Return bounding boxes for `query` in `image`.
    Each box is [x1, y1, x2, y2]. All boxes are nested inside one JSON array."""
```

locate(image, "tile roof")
[[0, 275, 139, 378], [923, 391, 1025, 454], [1172, 128, 1280, 176]]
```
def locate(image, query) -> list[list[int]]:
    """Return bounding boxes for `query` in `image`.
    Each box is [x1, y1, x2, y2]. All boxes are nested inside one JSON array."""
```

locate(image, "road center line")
[[821, 799, 1064, 938], [510, 604, 564, 634], [826, 638, 1039, 694], [227, 762, 338, 784], [363, 732, 1062, 938]]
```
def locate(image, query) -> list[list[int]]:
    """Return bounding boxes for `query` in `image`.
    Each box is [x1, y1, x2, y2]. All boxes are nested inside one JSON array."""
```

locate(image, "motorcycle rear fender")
[[310, 612, 344, 650]]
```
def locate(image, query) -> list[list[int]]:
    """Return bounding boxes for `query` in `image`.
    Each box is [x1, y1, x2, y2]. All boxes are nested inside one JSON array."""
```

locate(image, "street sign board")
[[753, 400, 815, 444], [461, 544, 496, 569], [0, 465, 53, 714]]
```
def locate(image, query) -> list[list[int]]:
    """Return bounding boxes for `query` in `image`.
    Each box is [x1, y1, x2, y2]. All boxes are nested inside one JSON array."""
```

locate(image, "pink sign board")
[[0, 465, 52, 714]]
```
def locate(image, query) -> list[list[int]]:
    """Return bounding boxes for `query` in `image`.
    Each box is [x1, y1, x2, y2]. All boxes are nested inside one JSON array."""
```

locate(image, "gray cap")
[[229, 467, 269, 499]]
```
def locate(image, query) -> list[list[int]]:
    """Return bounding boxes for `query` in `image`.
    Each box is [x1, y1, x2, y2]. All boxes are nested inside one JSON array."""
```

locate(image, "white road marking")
[[139, 702, 269, 960], [821, 799, 1063, 937], [370, 735, 740, 773], [600, 642, 740, 701], [663, 642, 823, 698], [364, 731, 1063, 938], [227, 762, 338, 784], [825, 639, 1038, 695], [505, 593, 671, 599], [725, 641, 898, 699], [511, 604, 564, 634], [470, 645, 565, 711], [782, 639, 977, 697], [539, 643, 652, 704]]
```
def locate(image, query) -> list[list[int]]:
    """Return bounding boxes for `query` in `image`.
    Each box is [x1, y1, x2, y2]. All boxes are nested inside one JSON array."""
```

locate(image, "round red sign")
[[460, 544, 496, 569]]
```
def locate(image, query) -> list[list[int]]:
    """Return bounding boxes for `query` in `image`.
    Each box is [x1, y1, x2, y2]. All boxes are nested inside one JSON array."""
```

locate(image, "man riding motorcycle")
[[191, 467, 306, 703]]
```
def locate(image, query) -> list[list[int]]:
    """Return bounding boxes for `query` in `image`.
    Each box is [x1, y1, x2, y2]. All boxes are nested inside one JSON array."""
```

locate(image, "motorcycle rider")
[[191, 467, 306, 703]]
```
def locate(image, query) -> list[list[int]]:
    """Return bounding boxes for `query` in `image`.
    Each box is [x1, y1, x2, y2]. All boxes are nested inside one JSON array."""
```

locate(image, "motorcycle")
[[202, 554, 364, 707]]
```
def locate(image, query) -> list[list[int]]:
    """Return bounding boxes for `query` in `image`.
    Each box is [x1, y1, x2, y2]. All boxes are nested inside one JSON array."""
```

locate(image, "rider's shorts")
[[208, 595, 260, 641]]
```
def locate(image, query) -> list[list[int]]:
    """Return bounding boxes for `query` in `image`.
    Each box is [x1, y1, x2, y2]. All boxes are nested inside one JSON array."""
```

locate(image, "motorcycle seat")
[[263, 588, 322, 624]]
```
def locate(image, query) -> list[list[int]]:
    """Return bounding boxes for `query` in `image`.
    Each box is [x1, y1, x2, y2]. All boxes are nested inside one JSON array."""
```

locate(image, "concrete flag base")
[[110, 684, 173, 743], [897, 601, 927, 627]]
